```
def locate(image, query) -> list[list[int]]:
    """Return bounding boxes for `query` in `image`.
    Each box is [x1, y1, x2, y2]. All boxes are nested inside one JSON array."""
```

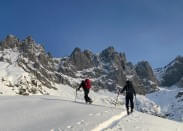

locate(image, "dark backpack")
[[126, 83, 135, 95]]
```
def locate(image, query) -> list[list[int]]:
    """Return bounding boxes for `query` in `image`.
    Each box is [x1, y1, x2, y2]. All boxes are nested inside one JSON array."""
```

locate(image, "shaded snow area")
[[146, 87, 183, 122]]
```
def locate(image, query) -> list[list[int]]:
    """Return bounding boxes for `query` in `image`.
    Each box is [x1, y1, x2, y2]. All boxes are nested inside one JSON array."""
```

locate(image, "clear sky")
[[0, 0, 183, 68]]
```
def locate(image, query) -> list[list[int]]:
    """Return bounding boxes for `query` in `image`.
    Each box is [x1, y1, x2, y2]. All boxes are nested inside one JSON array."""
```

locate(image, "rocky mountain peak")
[[135, 61, 154, 79], [0, 35, 160, 95], [69, 48, 95, 70], [23, 36, 36, 46], [6, 34, 17, 40], [103, 46, 115, 53], [159, 55, 183, 87], [135, 61, 158, 93], [99, 46, 127, 70], [100, 46, 115, 60], [175, 55, 183, 60], [1, 34, 19, 49], [70, 47, 81, 57]]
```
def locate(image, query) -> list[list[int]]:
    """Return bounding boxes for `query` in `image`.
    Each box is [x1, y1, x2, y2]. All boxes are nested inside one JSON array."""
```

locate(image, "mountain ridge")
[[0, 35, 158, 95]]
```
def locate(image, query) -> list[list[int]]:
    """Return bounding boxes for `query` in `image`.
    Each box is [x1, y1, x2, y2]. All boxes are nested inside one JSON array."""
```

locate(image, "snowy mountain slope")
[[0, 95, 182, 131], [146, 87, 183, 121], [54, 82, 182, 123], [0, 36, 61, 95], [154, 56, 183, 87], [55, 83, 162, 117], [0, 95, 123, 131], [0, 82, 171, 131], [105, 111, 183, 131], [152, 56, 183, 122]]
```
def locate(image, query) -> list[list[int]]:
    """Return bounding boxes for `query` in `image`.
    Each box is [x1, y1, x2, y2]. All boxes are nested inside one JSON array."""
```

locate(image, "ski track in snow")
[[51, 109, 125, 131], [104, 111, 183, 131], [91, 111, 126, 131]]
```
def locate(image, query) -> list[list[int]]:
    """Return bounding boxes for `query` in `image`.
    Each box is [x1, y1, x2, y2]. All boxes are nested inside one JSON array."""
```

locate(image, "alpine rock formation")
[[0, 35, 158, 95]]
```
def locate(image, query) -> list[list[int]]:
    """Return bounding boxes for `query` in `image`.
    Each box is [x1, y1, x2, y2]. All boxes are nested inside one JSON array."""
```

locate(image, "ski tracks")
[[104, 112, 147, 131], [50, 109, 120, 131], [91, 111, 126, 131]]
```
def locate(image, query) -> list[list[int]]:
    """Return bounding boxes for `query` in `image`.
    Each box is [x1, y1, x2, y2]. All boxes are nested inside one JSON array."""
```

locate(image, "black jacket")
[[78, 80, 86, 90], [120, 82, 136, 96]]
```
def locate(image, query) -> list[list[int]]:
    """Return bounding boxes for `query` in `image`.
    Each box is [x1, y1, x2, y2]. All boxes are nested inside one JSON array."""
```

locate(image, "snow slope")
[[146, 87, 183, 121], [105, 111, 183, 131], [0, 84, 182, 131], [0, 95, 123, 131], [0, 95, 182, 131]]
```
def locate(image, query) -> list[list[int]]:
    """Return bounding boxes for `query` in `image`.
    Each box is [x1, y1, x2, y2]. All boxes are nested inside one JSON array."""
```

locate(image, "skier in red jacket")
[[77, 79, 93, 104]]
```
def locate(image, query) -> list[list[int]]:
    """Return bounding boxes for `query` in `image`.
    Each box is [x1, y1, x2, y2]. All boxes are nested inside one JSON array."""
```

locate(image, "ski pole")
[[75, 88, 77, 102], [135, 95, 137, 110], [115, 91, 120, 107]]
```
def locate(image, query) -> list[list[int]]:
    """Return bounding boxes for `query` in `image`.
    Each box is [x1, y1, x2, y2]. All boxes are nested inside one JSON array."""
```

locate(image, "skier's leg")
[[87, 89, 92, 103], [84, 89, 89, 103], [130, 95, 134, 112], [126, 96, 130, 114], [84, 93, 87, 103], [85, 89, 90, 103]]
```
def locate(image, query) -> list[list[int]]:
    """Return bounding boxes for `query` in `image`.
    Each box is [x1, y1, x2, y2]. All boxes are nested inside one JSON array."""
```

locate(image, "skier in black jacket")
[[120, 80, 136, 115]]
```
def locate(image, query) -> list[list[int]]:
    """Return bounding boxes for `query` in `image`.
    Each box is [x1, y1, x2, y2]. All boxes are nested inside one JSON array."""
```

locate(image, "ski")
[[115, 90, 120, 107]]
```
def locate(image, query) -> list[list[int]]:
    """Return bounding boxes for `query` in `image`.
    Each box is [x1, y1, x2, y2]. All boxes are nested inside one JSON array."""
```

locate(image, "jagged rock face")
[[176, 91, 183, 98], [100, 46, 115, 62], [59, 46, 152, 94], [0, 35, 158, 95], [0, 35, 20, 49], [176, 77, 183, 88], [135, 61, 157, 82], [135, 61, 158, 93], [99, 46, 126, 70], [0, 35, 62, 95], [160, 56, 183, 87], [69, 48, 96, 70]]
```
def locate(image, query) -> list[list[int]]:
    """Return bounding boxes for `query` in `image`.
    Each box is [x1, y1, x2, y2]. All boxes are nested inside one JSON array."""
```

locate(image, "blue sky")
[[0, 0, 183, 68]]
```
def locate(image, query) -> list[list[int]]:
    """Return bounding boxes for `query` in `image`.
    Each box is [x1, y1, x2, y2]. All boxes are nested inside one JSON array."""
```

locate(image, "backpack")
[[126, 82, 135, 95], [85, 79, 91, 89]]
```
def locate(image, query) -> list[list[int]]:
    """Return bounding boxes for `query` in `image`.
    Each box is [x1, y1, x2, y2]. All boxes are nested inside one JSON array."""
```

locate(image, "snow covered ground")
[[0, 84, 183, 131], [0, 95, 182, 131], [105, 111, 183, 131], [0, 95, 123, 131]]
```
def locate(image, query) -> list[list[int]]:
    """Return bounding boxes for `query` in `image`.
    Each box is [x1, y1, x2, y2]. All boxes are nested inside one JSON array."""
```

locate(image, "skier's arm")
[[132, 86, 136, 96], [120, 86, 126, 94], [77, 83, 82, 91]]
